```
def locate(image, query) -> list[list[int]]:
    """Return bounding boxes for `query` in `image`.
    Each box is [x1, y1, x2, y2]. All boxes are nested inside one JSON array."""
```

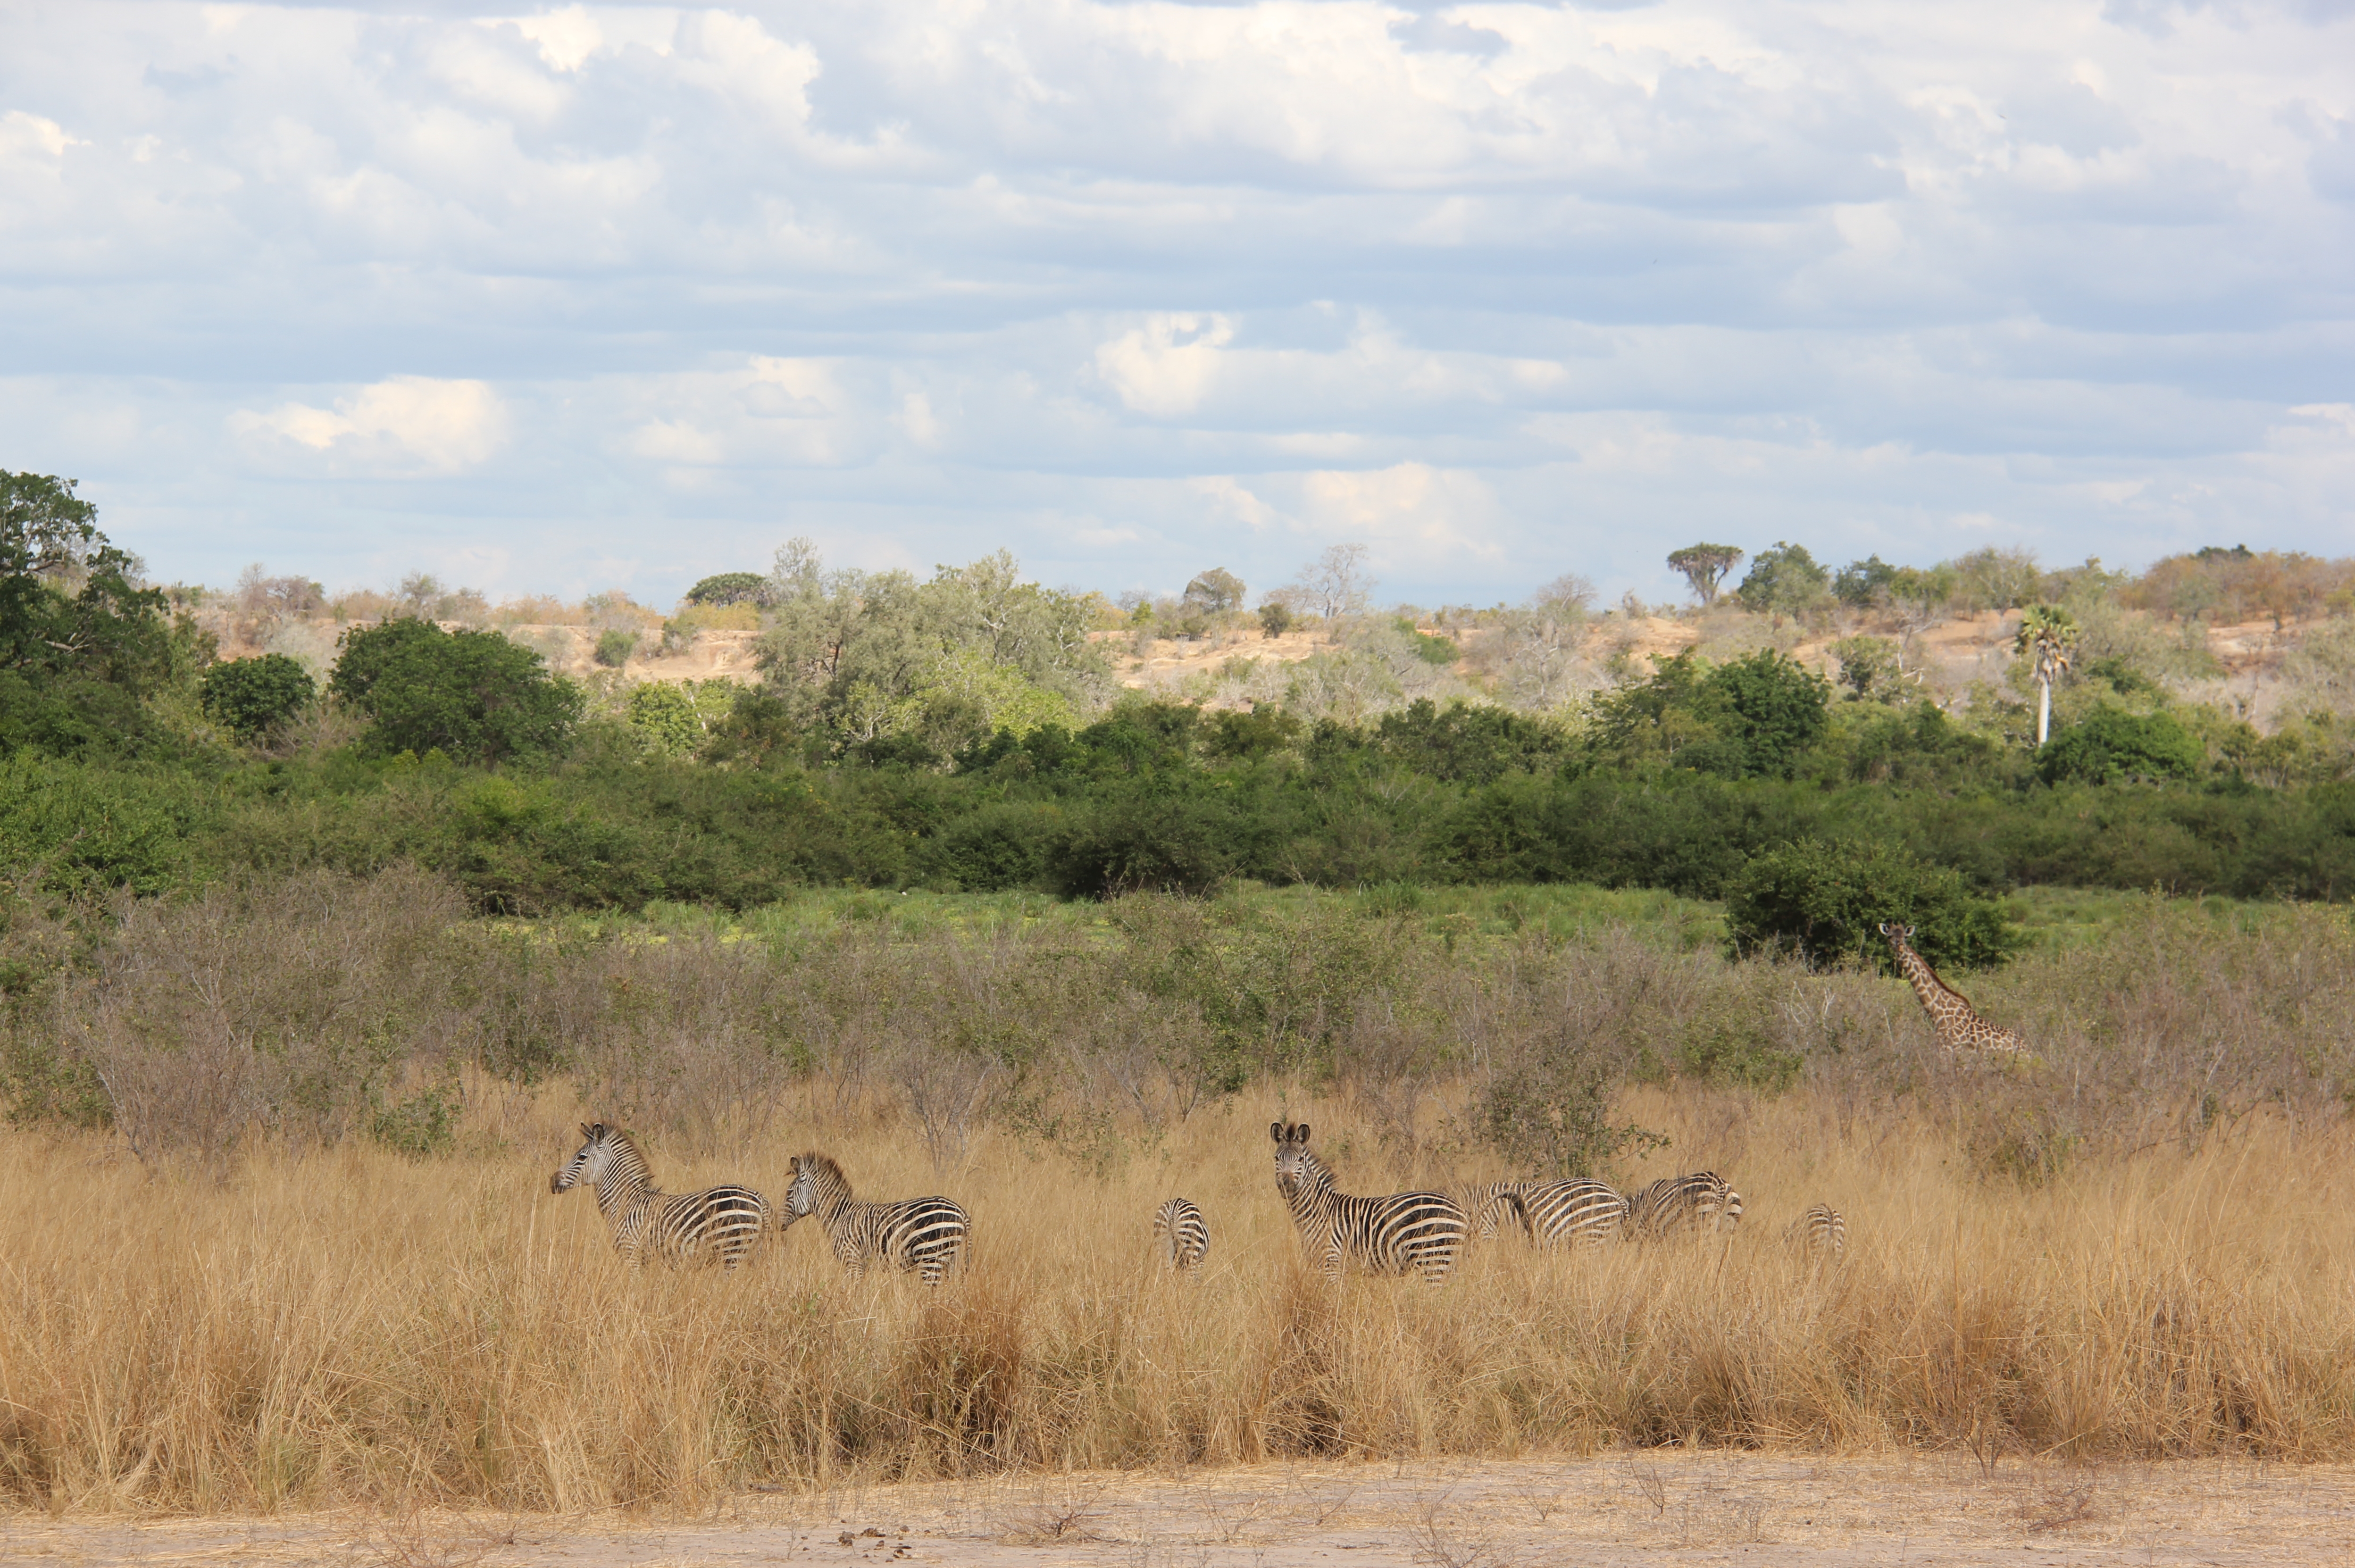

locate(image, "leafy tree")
[[333, 621, 582, 765], [593, 629, 639, 668], [1949, 546, 2045, 612], [1889, 564, 1958, 629], [1724, 836, 2023, 973], [1828, 635, 1904, 701], [1833, 555, 1897, 608], [2036, 706, 2203, 785], [200, 654, 316, 742], [1666, 543, 1743, 606], [0, 472, 172, 695], [1182, 567, 1246, 614], [685, 572, 768, 607], [2015, 604, 2079, 748], [1374, 699, 1567, 784], [1257, 601, 1294, 638], [1588, 649, 1830, 780], [1733, 542, 1831, 620]]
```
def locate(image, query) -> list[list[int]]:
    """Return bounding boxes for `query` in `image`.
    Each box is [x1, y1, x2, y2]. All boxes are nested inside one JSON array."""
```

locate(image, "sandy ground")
[[9, 1452, 2354, 1568]]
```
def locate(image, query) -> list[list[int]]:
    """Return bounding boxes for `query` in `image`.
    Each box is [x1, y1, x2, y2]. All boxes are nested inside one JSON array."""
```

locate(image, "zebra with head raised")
[[1786, 1202, 1846, 1260], [784, 1152, 968, 1286], [1271, 1121, 1467, 1285], [1153, 1197, 1210, 1272], [551, 1122, 772, 1270], [1624, 1171, 1744, 1240]]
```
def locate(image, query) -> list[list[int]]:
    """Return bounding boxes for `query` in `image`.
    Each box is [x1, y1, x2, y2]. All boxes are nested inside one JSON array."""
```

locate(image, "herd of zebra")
[[551, 1119, 1846, 1287]]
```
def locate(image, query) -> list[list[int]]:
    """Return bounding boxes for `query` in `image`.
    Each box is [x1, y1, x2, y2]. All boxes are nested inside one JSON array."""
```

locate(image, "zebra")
[[1270, 1120, 1467, 1285], [1451, 1181, 1528, 1242], [1785, 1202, 1846, 1260], [1152, 1197, 1210, 1272], [1623, 1171, 1744, 1239], [550, 1121, 771, 1270], [784, 1152, 968, 1286], [1515, 1177, 1630, 1250]]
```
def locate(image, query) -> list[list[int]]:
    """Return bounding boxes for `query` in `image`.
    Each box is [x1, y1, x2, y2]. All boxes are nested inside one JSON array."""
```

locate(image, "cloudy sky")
[[3, 0, 2350, 608]]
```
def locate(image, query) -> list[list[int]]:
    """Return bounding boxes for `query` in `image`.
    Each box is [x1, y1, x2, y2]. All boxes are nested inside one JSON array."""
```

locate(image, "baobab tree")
[[2015, 605, 2079, 748]]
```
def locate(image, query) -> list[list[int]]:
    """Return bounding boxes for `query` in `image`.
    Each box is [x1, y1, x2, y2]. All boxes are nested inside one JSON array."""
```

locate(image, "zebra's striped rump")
[[1271, 1120, 1467, 1286], [1153, 1197, 1210, 1272], [1451, 1182, 1528, 1243], [551, 1122, 772, 1270], [1624, 1171, 1743, 1240], [1786, 1202, 1846, 1259], [1517, 1178, 1629, 1249], [787, 1152, 968, 1286]]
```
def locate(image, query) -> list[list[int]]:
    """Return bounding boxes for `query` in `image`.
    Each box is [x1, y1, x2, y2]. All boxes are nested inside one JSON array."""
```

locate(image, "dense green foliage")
[[200, 654, 315, 741], [333, 620, 583, 765]]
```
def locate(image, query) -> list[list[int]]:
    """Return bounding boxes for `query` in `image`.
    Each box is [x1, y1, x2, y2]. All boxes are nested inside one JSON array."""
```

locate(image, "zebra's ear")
[[1270, 1121, 1286, 1143], [1294, 1122, 1310, 1143], [579, 1122, 593, 1138]]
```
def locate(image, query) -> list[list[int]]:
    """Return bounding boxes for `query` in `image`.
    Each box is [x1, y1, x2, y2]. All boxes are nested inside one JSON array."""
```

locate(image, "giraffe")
[[1877, 922, 2027, 1058]]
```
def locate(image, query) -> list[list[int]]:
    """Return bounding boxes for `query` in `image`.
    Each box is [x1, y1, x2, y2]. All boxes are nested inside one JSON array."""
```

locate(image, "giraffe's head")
[[1270, 1120, 1315, 1195], [552, 1121, 620, 1193], [1878, 922, 1916, 945]]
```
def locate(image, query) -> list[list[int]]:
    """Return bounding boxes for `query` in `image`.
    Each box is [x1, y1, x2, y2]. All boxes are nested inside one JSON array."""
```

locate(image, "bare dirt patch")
[[9, 1454, 2352, 1568]]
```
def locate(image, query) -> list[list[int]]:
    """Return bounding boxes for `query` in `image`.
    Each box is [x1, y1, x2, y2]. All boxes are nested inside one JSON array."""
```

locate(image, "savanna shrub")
[[2038, 705, 2204, 785], [200, 653, 316, 741], [334, 620, 583, 766], [1723, 835, 2022, 972]]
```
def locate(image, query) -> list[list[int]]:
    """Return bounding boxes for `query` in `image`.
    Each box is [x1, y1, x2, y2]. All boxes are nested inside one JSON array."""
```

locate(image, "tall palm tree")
[[2015, 605, 2079, 748]]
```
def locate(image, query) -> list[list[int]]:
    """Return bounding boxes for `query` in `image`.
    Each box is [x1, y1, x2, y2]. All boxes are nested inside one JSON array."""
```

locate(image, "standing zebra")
[[1270, 1121, 1467, 1285], [1624, 1171, 1744, 1239], [1152, 1197, 1211, 1272], [1515, 1177, 1630, 1250], [550, 1122, 772, 1270], [1786, 1202, 1847, 1260], [784, 1153, 968, 1286]]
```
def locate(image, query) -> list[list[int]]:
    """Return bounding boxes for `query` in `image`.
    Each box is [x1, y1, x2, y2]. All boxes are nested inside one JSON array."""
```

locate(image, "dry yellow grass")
[[2, 1081, 2350, 1516]]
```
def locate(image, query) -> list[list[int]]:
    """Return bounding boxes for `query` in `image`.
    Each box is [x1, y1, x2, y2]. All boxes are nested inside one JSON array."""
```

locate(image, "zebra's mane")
[[795, 1151, 851, 1190], [604, 1127, 658, 1189]]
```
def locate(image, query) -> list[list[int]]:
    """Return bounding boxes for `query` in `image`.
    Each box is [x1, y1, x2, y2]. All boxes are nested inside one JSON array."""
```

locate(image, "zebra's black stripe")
[[1271, 1120, 1466, 1285], [551, 1121, 770, 1270], [786, 1152, 968, 1286], [1153, 1197, 1210, 1272]]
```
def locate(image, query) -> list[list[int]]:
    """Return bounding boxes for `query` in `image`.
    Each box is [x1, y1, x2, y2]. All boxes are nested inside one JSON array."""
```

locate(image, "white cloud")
[[1094, 314, 1235, 417], [230, 377, 512, 475]]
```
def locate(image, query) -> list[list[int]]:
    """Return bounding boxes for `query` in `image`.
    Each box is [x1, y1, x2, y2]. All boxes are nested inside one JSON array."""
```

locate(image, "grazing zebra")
[[550, 1122, 771, 1270], [1451, 1181, 1528, 1242], [1270, 1121, 1467, 1285], [784, 1153, 968, 1286], [1623, 1171, 1744, 1239], [1153, 1197, 1211, 1272], [1515, 1177, 1630, 1250], [1786, 1202, 1847, 1260]]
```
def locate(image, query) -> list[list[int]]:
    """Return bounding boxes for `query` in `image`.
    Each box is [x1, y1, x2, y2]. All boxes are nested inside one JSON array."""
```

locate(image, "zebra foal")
[[1271, 1121, 1467, 1285], [784, 1153, 968, 1286], [1153, 1197, 1210, 1272], [550, 1122, 771, 1270], [1624, 1171, 1743, 1239]]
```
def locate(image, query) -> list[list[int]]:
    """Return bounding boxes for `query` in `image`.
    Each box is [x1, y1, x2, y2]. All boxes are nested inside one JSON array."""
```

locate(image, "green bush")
[[200, 653, 316, 741], [1258, 601, 1294, 638], [2038, 706, 2204, 785], [1723, 835, 2023, 973], [333, 621, 582, 767], [593, 629, 639, 668]]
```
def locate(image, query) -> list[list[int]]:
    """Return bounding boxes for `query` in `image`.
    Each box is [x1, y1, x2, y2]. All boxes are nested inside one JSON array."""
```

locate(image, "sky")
[[2, 0, 2351, 610]]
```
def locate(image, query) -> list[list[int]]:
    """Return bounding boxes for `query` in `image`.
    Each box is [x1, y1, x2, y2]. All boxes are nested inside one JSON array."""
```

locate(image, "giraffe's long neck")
[[1889, 938, 1962, 1037]]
